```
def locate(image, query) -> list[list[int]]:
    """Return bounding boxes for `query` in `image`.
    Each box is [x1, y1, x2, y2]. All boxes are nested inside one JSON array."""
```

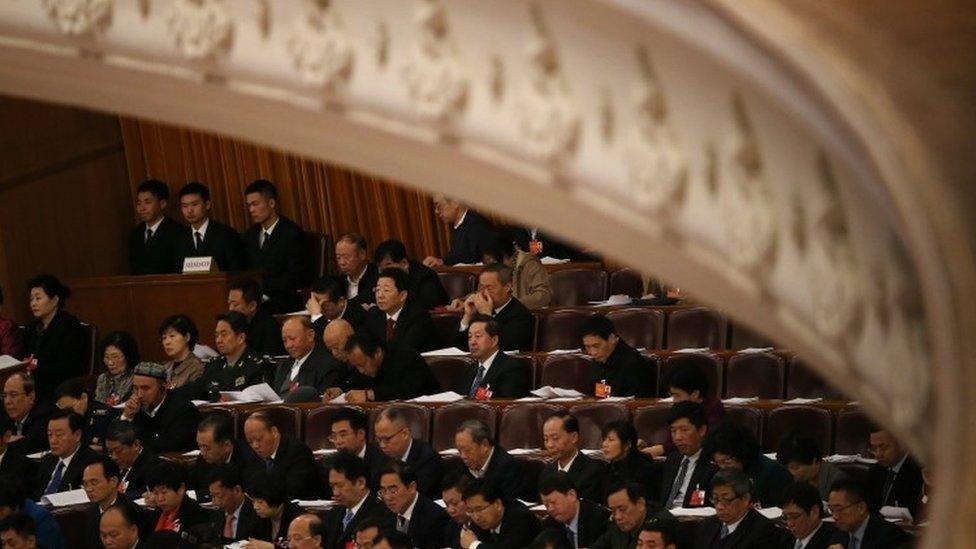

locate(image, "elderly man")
[[120, 362, 200, 453], [287, 513, 326, 549], [99, 503, 146, 549], [453, 316, 531, 399], [189, 413, 252, 498], [423, 194, 493, 267], [272, 316, 344, 400], [338, 334, 440, 403], [4, 372, 52, 455], [323, 452, 393, 549], [539, 410, 606, 503], [454, 419, 532, 502], [104, 421, 159, 501], [363, 268, 436, 352], [373, 406, 442, 498], [454, 264, 534, 352], [539, 472, 610, 548], [591, 481, 660, 549], [32, 409, 98, 499], [865, 429, 923, 517], [459, 479, 540, 549], [777, 482, 837, 549], [335, 233, 379, 306], [693, 468, 780, 548], [826, 479, 911, 549], [378, 462, 448, 549], [374, 239, 450, 310], [243, 411, 324, 501]]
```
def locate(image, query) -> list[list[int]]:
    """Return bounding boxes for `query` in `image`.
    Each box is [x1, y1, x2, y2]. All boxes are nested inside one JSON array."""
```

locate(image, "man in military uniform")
[[186, 311, 275, 401], [54, 378, 120, 452]]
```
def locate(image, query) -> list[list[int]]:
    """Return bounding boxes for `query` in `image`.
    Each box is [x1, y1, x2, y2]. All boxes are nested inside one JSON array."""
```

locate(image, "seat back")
[[498, 403, 563, 449], [607, 307, 665, 350], [727, 322, 778, 349], [239, 405, 303, 441], [200, 407, 238, 438], [304, 231, 331, 279], [570, 402, 630, 449], [608, 268, 644, 298], [632, 403, 672, 447], [430, 313, 462, 349], [539, 354, 593, 395], [725, 352, 786, 399], [304, 405, 363, 450], [549, 269, 608, 306], [786, 357, 844, 400], [764, 405, 833, 454], [367, 404, 431, 443], [536, 309, 591, 351], [723, 406, 763, 443], [835, 408, 877, 456], [432, 402, 497, 451], [666, 307, 727, 349], [81, 322, 98, 375], [425, 356, 474, 395], [438, 272, 476, 301], [659, 352, 723, 399]]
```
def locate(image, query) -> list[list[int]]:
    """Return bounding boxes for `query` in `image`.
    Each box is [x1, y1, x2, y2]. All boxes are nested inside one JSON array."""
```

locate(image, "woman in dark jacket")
[[601, 420, 659, 501], [705, 422, 793, 508], [23, 274, 88, 400]]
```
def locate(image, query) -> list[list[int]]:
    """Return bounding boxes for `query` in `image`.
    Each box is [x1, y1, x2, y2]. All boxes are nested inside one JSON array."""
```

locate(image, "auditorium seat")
[[763, 405, 833, 454], [239, 405, 303, 441], [724, 352, 786, 399], [430, 312, 462, 349], [536, 309, 591, 351], [727, 322, 778, 350], [498, 403, 563, 450], [367, 403, 431, 442], [548, 268, 608, 306], [304, 231, 330, 279], [432, 402, 497, 451], [786, 357, 845, 400], [538, 354, 593, 395], [201, 407, 238, 438], [665, 307, 727, 350], [607, 307, 665, 350], [438, 271, 476, 301], [723, 406, 762, 442], [834, 408, 876, 456], [608, 268, 644, 298], [515, 455, 548, 502], [570, 402, 630, 449], [632, 403, 672, 447], [81, 322, 98, 375], [304, 405, 360, 450], [659, 352, 723, 398], [425, 355, 474, 395]]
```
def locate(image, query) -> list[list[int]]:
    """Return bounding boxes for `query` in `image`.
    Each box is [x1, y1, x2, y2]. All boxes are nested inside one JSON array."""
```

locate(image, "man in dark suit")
[[82, 456, 146, 549], [323, 451, 393, 549], [865, 429, 923, 517], [454, 264, 535, 352], [247, 469, 306, 546], [308, 276, 367, 343], [335, 233, 380, 307], [459, 479, 540, 549], [441, 472, 472, 549], [320, 407, 387, 499], [243, 179, 312, 312], [693, 469, 780, 549], [591, 481, 674, 549], [273, 316, 345, 400], [207, 464, 262, 543], [104, 420, 159, 501], [373, 406, 443, 499], [778, 482, 837, 549], [423, 195, 494, 267], [340, 334, 441, 403], [0, 418, 37, 481], [375, 239, 451, 310], [175, 181, 246, 271], [187, 312, 276, 401], [242, 410, 326, 501], [539, 411, 606, 504], [660, 401, 718, 510], [539, 472, 610, 548], [32, 409, 98, 498], [454, 316, 531, 399], [827, 479, 912, 549], [454, 419, 533, 503], [378, 461, 448, 549], [53, 377, 120, 451], [581, 314, 656, 398], [128, 179, 183, 275], [228, 278, 286, 357], [4, 372, 54, 455], [364, 268, 437, 352], [189, 413, 252, 499], [119, 361, 202, 453], [145, 460, 212, 539]]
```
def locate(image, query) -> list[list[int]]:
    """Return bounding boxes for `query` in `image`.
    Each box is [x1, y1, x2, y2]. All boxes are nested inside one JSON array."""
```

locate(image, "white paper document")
[[313, 449, 339, 456], [515, 396, 546, 402], [602, 396, 635, 402], [722, 397, 759, 405], [531, 386, 585, 399], [784, 397, 823, 405], [439, 448, 460, 456], [824, 454, 877, 465], [546, 349, 582, 355], [292, 499, 335, 508], [657, 397, 675, 403], [539, 257, 570, 265], [508, 448, 539, 455], [182, 449, 201, 457], [408, 391, 466, 403], [328, 392, 349, 404], [193, 344, 219, 359], [881, 506, 913, 522], [670, 507, 717, 517], [588, 294, 633, 307], [738, 347, 774, 354], [758, 507, 783, 520], [673, 348, 710, 354], [581, 449, 603, 457], [27, 451, 50, 459], [0, 355, 24, 369], [220, 383, 281, 403], [421, 347, 468, 357], [40, 488, 89, 507]]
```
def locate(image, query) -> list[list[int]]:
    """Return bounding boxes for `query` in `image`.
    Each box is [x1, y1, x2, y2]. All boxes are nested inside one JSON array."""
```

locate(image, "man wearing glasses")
[[778, 482, 837, 549], [458, 479, 540, 549], [378, 461, 448, 549], [3, 372, 52, 455], [693, 468, 779, 548], [825, 478, 911, 549], [373, 406, 442, 498]]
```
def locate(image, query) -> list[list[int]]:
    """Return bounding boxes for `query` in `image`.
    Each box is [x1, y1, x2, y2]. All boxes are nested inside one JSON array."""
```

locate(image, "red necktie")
[[386, 318, 396, 342], [224, 513, 235, 538]]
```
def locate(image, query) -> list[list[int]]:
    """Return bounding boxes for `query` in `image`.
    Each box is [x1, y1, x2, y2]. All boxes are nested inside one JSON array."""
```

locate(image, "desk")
[[434, 261, 603, 275]]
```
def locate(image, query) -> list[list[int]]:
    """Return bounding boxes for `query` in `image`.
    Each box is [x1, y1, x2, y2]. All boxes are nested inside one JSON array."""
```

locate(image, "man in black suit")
[[321, 407, 387, 498], [441, 472, 472, 549], [228, 278, 286, 357], [323, 451, 393, 549], [364, 268, 437, 352], [538, 472, 610, 548], [119, 362, 201, 453], [104, 420, 159, 501], [459, 479, 540, 549], [307, 276, 366, 342], [660, 401, 718, 510], [145, 460, 213, 540], [0, 419, 36, 481], [335, 233, 380, 307], [246, 469, 306, 546], [865, 429, 923, 517], [827, 479, 912, 549], [778, 482, 837, 549], [591, 481, 675, 549], [339, 334, 441, 403], [243, 179, 312, 312], [423, 195, 494, 267], [539, 410, 606, 504], [378, 461, 448, 549], [373, 406, 443, 499], [454, 264, 534, 352], [375, 239, 451, 311], [273, 316, 345, 400], [693, 468, 780, 549], [242, 411, 326, 501], [82, 456, 145, 549], [581, 314, 656, 398], [207, 464, 261, 543], [188, 312, 276, 401], [4, 372, 53, 455], [32, 409, 98, 498], [54, 377, 120, 451], [189, 413, 252, 500], [454, 316, 531, 399], [128, 179, 183, 275], [176, 181, 246, 271], [454, 419, 533, 503]]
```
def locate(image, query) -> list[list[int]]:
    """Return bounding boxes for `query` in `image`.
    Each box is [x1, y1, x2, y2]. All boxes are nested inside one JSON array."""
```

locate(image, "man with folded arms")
[[538, 472, 610, 548], [453, 316, 531, 399], [378, 461, 448, 549]]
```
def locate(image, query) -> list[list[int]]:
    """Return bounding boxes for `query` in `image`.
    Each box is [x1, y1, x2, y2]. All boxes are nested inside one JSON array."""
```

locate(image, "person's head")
[[827, 479, 870, 533], [282, 316, 316, 360], [54, 377, 92, 416], [227, 279, 262, 320], [335, 233, 369, 277], [781, 481, 825, 541], [2, 373, 35, 422], [378, 462, 418, 515], [455, 420, 494, 472], [323, 319, 355, 361], [27, 274, 69, 319], [374, 239, 411, 272], [99, 504, 141, 549], [353, 517, 384, 549], [158, 314, 198, 360], [244, 411, 281, 459], [135, 179, 169, 223], [374, 406, 413, 460], [104, 421, 143, 470], [244, 179, 278, 224], [207, 464, 245, 513], [440, 473, 470, 524], [0, 476, 26, 519], [776, 431, 825, 484], [309, 276, 349, 321], [145, 461, 188, 512], [868, 429, 907, 468], [196, 413, 236, 465], [580, 315, 619, 363], [636, 519, 677, 549], [374, 268, 409, 314], [178, 181, 212, 226], [542, 410, 580, 462], [214, 311, 249, 358], [538, 472, 580, 525], [480, 228, 517, 265], [372, 528, 413, 549], [477, 264, 514, 306], [328, 407, 368, 452], [710, 468, 753, 525], [0, 514, 37, 549], [131, 362, 169, 410], [287, 513, 324, 549], [707, 422, 761, 471], [667, 401, 708, 456], [328, 451, 370, 507], [246, 470, 287, 519], [467, 316, 501, 361], [432, 194, 466, 225], [606, 481, 647, 534], [601, 420, 637, 462], [666, 363, 710, 401], [344, 334, 385, 378], [82, 457, 121, 508], [46, 409, 83, 458], [98, 331, 140, 377], [462, 479, 505, 532]]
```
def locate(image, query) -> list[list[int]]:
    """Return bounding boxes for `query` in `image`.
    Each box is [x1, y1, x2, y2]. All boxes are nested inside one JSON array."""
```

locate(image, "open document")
[[219, 383, 281, 403]]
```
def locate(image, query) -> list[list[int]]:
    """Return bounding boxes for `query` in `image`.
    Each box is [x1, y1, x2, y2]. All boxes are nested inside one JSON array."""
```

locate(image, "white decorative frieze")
[[167, 0, 234, 60], [41, 0, 114, 37], [401, 0, 469, 124], [286, 0, 354, 91]]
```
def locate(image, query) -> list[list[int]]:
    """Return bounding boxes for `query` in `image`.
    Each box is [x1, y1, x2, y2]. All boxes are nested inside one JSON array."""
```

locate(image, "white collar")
[[724, 511, 747, 535], [262, 217, 280, 235], [146, 217, 164, 233], [400, 438, 414, 462], [401, 492, 420, 521], [558, 449, 579, 472], [568, 503, 580, 533], [148, 395, 166, 418], [472, 447, 495, 477], [58, 443, 82, 468], [797, 521, 824, 547], [386, 306, 404, 322], [229, 498, 245, 522], [348, 491, 371, 517], [191, 218, 210, 236], [493, 298, 512, 315], [478, 350, 500, 375], [685, 448, 702, 465], [99, 495, 119, 513], [453, 209, 468, 230], [890, 453, 909, 474], [348, 262, 369, 284], [357, 445, 367, 459]]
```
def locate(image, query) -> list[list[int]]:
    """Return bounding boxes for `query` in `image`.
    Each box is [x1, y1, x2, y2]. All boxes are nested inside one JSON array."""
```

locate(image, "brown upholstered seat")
[[304, 231, 330, 279], [367, 403, 432, 443], [570, 402, 630, 449], [763, 405, 833, 454], [200, 407, 238, 438], [437, 271, 476, 301], [425, 355, 474, 395], [725, 352, 786, 399], [539, 354, 594, 395], [786, 357, 845, 400], [607, 307, 665, 350], [431, 402, 497, 451], [81, 322, 98, 375], [536, 309, 592, 351], [665, 307, 728, 350], [430, 312, 462, 349], [723, 405, 763, 442], [659, 352, 723, 399], [304, 405, 363, 450], [549, 268, 608, 306], [727, 322, 778, 349], [834, 408, 877, 456], [608, 268, 644, 298], [238, 405, 303, 441], [498, 403, 563, 450], [632, 403, 672, 447]]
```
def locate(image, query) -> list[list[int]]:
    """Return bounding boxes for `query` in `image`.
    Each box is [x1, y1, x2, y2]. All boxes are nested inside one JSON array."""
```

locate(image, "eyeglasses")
[[375, 428, 406, 446], [781, 511, 807, 521], [827, 501, 860, 515], [709, 495, 742, 507], [378, 485, 403, 496], [103, 352, 125, 363], [466, 505, 491, 516]]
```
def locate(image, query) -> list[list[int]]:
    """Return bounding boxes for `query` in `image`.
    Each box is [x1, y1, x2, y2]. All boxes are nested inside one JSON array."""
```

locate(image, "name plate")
[[183, 256, 215, 273]]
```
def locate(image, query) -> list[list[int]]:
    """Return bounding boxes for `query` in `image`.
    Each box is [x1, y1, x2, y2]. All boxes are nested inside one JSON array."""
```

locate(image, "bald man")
[[271, 316, 346, 401], [321, 319, 364, 402]]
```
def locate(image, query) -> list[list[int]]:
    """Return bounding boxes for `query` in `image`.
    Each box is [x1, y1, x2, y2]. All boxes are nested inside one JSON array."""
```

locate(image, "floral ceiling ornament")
[[515, 3, 580, 167], [625, 44, 688, 214], [41, 0, 114, 37], [286, 0, 354, 91], [167, 0, 235, 61], [401, 0, 469, 124]]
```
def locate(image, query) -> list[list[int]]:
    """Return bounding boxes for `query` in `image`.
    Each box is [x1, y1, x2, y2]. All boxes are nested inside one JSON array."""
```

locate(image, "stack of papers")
[[421, 347, 468, 357], [824, 454, 877, 465], [219, 383, 281, 403], [530, 386, 585, 399], [40, 488, 89, 507], [313, 448, 339, 457], [722, 397, 759, 405], [758, 507, 783, 519], [293, 499, 335, 509], [739, 347, 774, 354], [673, 348, 710, 354], [784, 397, 823, 405], [508, 448, 539, 455], [880, 506, 913, 522], [588, 295, 633, 307], [671, 507, 716, 517], [192, 344, 219, 359], [0, 355, 24, 369], [539, 257, 571, 265], [408, 392, 465, 403]]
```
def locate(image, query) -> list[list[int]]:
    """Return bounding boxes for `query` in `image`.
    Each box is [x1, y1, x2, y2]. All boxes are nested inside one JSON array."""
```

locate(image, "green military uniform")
[[191, 349, 275, 400]]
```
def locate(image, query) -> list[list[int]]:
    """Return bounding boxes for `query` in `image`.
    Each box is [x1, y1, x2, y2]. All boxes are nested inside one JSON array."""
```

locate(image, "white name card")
[[182, 256, 215, 273]]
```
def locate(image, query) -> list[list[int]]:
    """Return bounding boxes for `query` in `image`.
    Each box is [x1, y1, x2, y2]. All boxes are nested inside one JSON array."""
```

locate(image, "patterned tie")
[[223, 513, 235, 538], [194, 231, 203, 250], [397, 515, 408, 533], [342, 509, 354, 531], [468, 366, 486, 397], [666, 457, 690, 509], [44, 460, 65, 495], [386, 318, 396, 342], [719, 524, 729, 539]]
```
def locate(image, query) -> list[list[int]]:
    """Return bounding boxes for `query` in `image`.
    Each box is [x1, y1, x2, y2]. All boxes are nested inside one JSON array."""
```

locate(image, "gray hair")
[[480, 263, 513, 285], [375, 406, 411, 432], [456, 419, 493, 446], [710, 468, 753, 498]]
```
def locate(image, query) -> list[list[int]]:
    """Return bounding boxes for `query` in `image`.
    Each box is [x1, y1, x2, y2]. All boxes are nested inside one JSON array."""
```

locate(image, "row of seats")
[[437, 266, 643, 306]]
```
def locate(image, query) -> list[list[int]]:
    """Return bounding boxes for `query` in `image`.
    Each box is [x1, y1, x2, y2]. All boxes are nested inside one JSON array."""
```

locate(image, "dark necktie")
[[44, 460, 65, 495], [468, 365, 486, 397], [882, 468, 897, 504], [385, 318, 396, 342], [265, 457, 274, 469], [145, 228, 153, 243], [194, 230, 203, 250], [397, 515, 408, 533], [342, 509, 354, 531], [719, 524, 729, 539], [566, 525, 576, 548], [666, 456, 690, 509], [849, 533, 860, 549], [261, 230, 271, 249]]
